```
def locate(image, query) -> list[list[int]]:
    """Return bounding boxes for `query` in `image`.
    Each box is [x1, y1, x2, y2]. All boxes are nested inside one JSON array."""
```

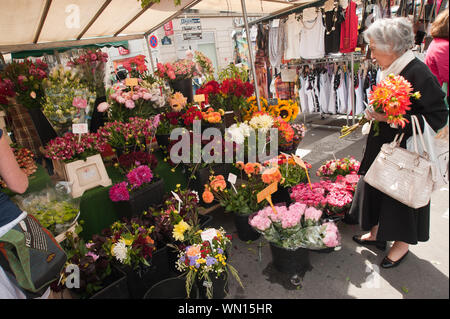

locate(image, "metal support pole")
[[351, 52, 355, 126], [144, 34, 156, 74], [241, 0, 261, 111]]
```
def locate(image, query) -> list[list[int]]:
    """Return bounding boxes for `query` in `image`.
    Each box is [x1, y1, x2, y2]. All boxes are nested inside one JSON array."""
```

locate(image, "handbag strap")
[[411, 115, 429, 155]]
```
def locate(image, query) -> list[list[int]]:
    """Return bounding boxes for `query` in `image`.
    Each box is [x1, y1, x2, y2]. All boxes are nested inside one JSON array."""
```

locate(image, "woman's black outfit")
[[348, 58, 448, 244]]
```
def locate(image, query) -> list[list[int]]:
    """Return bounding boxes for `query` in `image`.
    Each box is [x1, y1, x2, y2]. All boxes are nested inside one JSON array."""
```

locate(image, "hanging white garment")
[[306, 77, 317, 113], [319, 72, 329, 113], [284, 14, 302, 60], [269, 21, 285, 69], [327, 72, 337, 114], [299, 15, 325, 59], [347, 73, 354, 115], [355, 70, 365, 115], [299, 75, 310, 114], [337, 71, 348, 114]]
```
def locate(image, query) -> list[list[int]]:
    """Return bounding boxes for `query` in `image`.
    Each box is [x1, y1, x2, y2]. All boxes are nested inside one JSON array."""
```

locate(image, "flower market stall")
[[0, 0, 378, 300]]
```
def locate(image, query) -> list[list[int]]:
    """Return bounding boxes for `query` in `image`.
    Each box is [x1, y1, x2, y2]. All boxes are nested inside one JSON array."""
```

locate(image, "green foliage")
[[218, 64, 249, 82], [138, 0, 181, 9]]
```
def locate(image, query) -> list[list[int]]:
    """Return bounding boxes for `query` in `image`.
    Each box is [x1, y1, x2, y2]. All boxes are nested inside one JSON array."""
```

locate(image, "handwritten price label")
[[194, 94, 205, 103], [125, 78, 138, 87], [72, 123, 88, 134], [257, 182, 278, 214]]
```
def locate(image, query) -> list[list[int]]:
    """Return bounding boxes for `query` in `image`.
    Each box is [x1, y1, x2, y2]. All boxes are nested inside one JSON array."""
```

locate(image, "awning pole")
[[240, 0, 261, 111], [144, 35, 156, 74]]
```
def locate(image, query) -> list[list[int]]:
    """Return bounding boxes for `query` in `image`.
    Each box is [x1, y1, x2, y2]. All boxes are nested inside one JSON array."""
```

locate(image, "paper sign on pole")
[[228, 173, 238, 193], [72, 123, 88, 134], [194, 94, 205, 103], [125, 78, 138, 87]]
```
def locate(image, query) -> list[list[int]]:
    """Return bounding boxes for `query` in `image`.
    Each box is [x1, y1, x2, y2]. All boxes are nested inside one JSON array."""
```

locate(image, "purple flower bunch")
[[109, 165, 154, 202]]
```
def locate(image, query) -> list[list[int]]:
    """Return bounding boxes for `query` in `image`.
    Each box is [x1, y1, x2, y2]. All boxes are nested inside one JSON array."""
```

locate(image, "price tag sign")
[[171, 191, 183, 212], [72, 123, 88, 134], [125, 78, 138, 87], [194, 94, 205, 103], [257, 182, 278, 215], [228, 173, 237, 193], [201, 228, 217, 244]]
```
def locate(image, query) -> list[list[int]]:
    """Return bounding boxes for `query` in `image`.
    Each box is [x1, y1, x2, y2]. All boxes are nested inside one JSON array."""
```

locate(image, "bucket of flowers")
[[97, 115, 160, 156], [101, 219, 170, 299], [316, 156, 361, 181], [109, 164, 164, 217], [175, 227, 243, 299], [263, 154, 312, 205], [52, 227, 130, 299], [249, 202, 340, 274], [202, 162, 267, 241]]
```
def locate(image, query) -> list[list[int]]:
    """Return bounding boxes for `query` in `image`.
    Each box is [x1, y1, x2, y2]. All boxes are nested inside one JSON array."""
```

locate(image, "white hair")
[[363, 17, 414, 54]]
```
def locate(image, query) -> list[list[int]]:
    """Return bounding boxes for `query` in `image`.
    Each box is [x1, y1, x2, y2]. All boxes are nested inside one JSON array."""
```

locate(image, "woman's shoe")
[[381, 251, 409, 269], [352, 235, 387, 251]]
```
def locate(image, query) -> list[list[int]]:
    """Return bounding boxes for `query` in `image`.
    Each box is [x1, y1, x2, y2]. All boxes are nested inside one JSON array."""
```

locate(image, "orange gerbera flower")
[[236, 161, 245, 170], [210, 175, 226, 191], [202, 189, 214, 204], [244, 163, 256, 175], [261, 167, 282, 184]]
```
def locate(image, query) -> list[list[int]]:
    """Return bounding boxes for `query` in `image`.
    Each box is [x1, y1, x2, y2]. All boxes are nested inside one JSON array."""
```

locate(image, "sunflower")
[[268, 104, 280, 117], [291, 102, 299, 120], [278, 101, 293, 122]]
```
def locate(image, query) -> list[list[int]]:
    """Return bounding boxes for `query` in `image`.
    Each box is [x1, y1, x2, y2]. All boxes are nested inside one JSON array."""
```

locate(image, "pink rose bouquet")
[[156, 59, 200, 82], [249, 202, 340, 250]]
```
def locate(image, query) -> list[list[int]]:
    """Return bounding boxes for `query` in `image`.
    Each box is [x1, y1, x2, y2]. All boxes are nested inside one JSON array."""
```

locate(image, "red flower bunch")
[[196, 80, 220, 106], [0, 77, 15, 106], [220, 78, 254, 98], [67, 49, 108, 66], [122, 55, 148, 77], [369, 74, 421, 128], [0, 59, 48, 109], [181, 106, 203, 127], [118, 151, 158, 171], [44, 132, 108, 162]]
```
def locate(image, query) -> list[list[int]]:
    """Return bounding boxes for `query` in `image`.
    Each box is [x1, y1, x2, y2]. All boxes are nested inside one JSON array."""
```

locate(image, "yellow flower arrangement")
[[277, 100, 299, 122], [173, 220, 192, 241]]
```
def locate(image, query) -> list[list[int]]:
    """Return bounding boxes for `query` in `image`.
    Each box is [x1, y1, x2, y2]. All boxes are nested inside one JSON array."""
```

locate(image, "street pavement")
[[207, 115, 449, 299]]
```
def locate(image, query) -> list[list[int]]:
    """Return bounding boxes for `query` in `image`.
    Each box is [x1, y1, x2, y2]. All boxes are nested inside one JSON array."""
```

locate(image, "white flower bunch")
[[111, 240, 129, 264], [249, 114, 274, 133], [225, 122, 252, 144]]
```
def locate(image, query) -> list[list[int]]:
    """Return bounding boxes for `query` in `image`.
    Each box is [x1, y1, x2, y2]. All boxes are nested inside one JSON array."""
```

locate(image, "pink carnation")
[[109, 182, 130, 202], [249, 215, 272, 231], [125, 99, 135, 109]]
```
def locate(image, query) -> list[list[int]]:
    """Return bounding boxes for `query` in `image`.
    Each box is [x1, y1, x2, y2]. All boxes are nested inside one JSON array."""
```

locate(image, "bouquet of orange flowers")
[[340, 74, 420, 138]]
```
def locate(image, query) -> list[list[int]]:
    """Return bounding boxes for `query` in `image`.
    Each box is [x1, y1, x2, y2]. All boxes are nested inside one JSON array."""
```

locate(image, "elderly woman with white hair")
[[349, 17, 448, 268]]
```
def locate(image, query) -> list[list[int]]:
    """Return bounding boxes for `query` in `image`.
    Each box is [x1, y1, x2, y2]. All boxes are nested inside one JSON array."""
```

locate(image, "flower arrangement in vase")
[[316, 156, 361, 181], [42, 66, 96, 135], [0, 59, 48, 109], [67, 49, 108, 96], [98, 115, 160, 155], [249, 202, 340, 250], [175, 227, 243, 299], [101, 81, 165, 122]]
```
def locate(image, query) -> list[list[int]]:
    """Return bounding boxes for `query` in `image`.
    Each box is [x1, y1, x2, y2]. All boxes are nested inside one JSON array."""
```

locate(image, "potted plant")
[[53, 227, 129, 299], [316, 156, 361, 181], [263, 154, 312, 205], [98, 115, 160, 156], [44, 131, 111, 198], [99, 80, 165, 123], [249, 203, 341, 275], [109, 164, 164, 217], [290, 174, 360, 221], [202, 162, 267, 241], [156, 60, 199, 103], [175, 227, 243, 299], [101, 219, 169, 299]]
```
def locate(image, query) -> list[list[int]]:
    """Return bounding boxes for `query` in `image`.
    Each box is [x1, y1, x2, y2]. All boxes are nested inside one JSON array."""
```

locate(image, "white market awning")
[[0, 0, 318, 54]]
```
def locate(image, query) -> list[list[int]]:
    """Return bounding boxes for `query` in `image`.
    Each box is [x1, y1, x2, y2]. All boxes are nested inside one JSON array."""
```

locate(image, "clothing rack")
[[281, 52, 368, 128]]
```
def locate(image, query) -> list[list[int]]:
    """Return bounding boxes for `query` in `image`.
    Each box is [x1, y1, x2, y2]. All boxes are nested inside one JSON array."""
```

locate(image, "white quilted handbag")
[[364, 116, 436, 209]]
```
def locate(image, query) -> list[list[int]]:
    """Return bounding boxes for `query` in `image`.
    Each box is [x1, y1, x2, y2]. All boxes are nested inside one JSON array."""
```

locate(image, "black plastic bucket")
[[269, 242, 311, 275], [234, 213, 260, 242], [143, 276, 198, 299]]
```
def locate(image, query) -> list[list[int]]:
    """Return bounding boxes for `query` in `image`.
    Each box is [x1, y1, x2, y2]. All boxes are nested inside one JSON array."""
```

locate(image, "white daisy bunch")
[[225, 122, 252, 144]]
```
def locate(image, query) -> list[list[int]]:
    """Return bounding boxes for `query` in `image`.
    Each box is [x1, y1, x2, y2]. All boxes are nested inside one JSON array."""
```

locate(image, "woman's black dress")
[[348, 58, 448, 244]]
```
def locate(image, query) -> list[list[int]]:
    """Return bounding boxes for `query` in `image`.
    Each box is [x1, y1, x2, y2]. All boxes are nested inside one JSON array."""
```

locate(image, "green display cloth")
[[1, 164, 52, 197], [78, 150, 188, 241], [11, 41, 129, 59]]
